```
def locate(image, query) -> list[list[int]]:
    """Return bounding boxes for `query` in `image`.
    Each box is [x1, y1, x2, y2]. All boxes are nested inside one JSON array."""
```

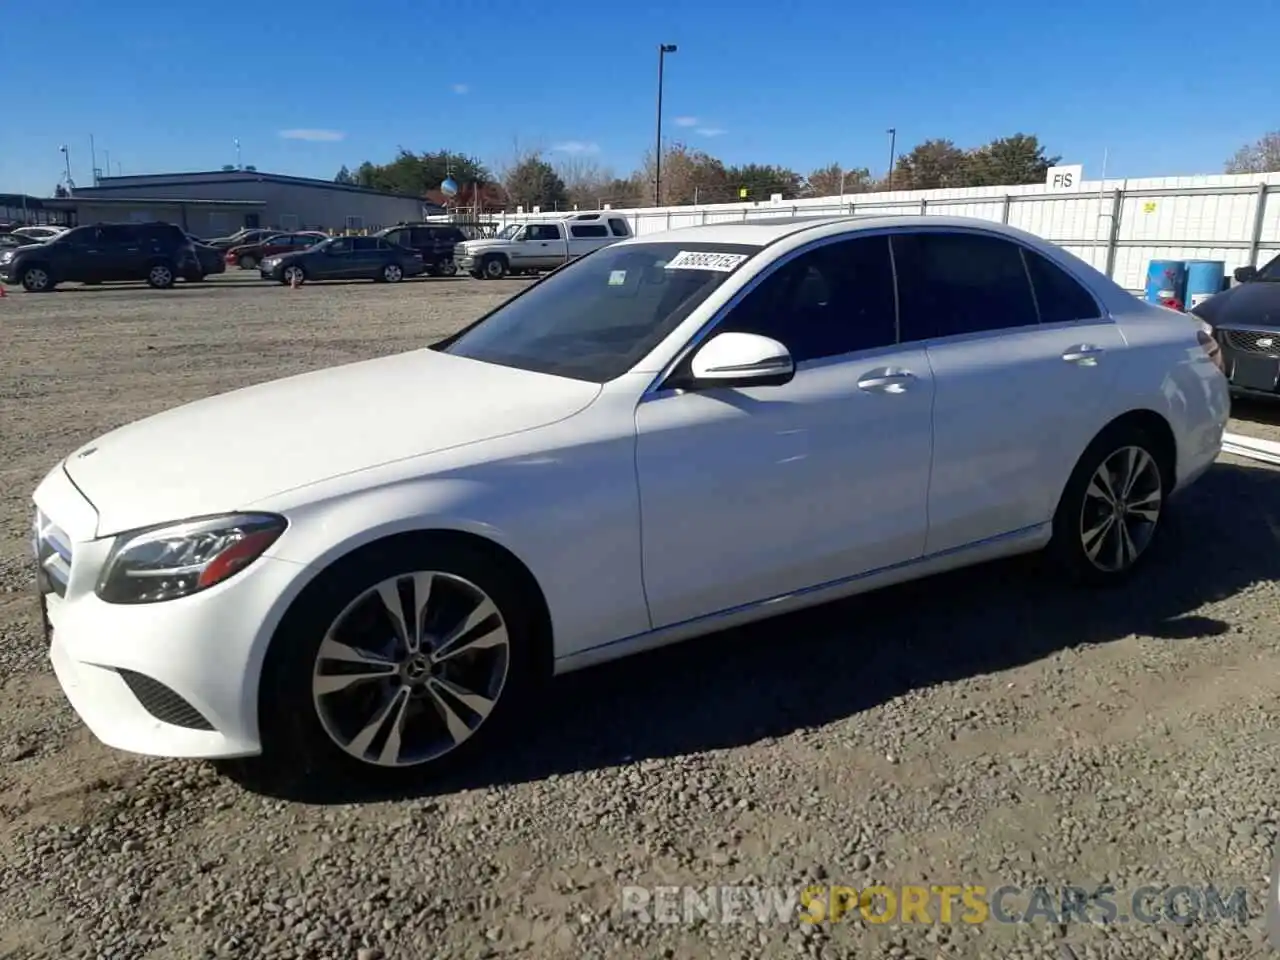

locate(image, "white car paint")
[[31, 214, 1229, 763]]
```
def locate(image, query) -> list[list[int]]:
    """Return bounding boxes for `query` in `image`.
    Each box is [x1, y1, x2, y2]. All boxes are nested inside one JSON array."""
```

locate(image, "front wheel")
[[1047, 424, 1170, 586], [251, 539, 540, 787], [481, 255, 508, 280], [282, 265, 306, 286], [20, 266, 54, 292]]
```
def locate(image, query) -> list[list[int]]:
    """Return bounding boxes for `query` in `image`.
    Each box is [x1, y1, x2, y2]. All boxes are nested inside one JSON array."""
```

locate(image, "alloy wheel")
[[284, 266, 304, 285], [1079, 445, 1163, 573], [384, 264, 403, 282], [149, 265, 172, 287], [311, 571, 511, 768]]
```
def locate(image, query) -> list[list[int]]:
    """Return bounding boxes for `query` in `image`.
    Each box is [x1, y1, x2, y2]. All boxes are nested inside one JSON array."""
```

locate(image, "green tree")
[[504, 154, 569, 210], [966, 134, 1060, 186], [345, 149, 491, 195], [805, 163, 874, 197], [893, 139, 970, 190], [726, 163, 804, 201], [333, 165, 355, 184]]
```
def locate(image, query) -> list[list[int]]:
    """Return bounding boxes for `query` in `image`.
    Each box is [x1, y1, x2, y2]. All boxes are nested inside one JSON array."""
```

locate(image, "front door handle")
[[857, 368, 917, 392], [1062, 344, 1104, 363]]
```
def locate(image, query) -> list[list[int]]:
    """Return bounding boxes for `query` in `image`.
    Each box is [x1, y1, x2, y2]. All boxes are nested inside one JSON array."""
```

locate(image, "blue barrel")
[[1145, 259, 1187, 310], [1184, 259, 1225, 310]]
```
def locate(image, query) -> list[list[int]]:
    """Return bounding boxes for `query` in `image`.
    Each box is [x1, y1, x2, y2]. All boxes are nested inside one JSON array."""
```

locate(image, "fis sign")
[[1046, 164, 1083, 191]]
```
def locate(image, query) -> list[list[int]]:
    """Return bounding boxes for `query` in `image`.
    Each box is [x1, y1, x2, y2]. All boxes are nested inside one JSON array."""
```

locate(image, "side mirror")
[[686, 332, 795, 389], [1234, 265, 1258, 283]]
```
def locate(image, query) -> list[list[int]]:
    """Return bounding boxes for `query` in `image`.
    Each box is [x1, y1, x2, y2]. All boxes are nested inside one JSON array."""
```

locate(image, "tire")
[[381, 263, 404, 283], [250, 537, 542, 788], [1046, 422, 1172, 586], [238, 254, 259, 270], [481, 255, 508, 280], [469, 270, 483, 279], [20, 266, 54, 292], [282, 265, 306, 286], [437, 259, 458, 277], [146, 261, 175, 289]]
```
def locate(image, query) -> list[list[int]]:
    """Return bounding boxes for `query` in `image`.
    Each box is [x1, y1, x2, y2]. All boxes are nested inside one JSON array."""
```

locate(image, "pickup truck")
[[454, 212, 633, 279]]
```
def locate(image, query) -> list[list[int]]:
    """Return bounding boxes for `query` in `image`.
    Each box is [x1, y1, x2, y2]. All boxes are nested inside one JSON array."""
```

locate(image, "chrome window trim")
[[640, 223, 1113, 399]]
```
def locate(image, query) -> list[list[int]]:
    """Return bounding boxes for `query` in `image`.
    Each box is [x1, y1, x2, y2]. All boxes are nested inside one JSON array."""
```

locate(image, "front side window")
[[327, 238, 352, 254], [892, 231, 1038, 342], [716, 235, 898, 362], [352, 236, 379, 251], [440, 241, 761, 383], [1257, 253, 1280, 282]]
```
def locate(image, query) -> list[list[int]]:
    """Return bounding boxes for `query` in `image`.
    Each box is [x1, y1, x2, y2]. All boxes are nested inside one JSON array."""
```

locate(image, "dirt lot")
[[2, 273, 1280, 960]]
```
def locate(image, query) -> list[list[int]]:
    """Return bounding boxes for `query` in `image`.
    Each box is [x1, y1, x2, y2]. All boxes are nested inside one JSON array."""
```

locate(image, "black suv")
[[0, 222, 202, 292], [375, 223, 467, 276]]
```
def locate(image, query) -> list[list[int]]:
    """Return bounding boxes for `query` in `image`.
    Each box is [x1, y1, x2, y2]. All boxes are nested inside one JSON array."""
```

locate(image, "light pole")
[[59, 145, 72, 188], [654, 43, 677, 206], [234, 138, 242, 170], [886, 128, 897, 190]]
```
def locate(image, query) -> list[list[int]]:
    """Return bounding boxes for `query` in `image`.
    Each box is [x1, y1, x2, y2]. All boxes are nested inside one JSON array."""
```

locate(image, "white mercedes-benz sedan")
[[32, 215, 1229, 783]]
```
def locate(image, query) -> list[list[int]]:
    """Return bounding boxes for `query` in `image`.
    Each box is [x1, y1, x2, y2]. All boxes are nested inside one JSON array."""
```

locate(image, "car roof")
[[613, 214, 1047, 249]]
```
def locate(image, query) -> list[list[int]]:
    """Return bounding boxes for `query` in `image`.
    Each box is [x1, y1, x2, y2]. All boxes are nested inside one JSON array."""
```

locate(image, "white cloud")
[[696, 127, 727, 137], [552, 140, 601, 155], [673, 116, 698, 127], [452, 83, 469, 94], [278, 129, 345, 142]]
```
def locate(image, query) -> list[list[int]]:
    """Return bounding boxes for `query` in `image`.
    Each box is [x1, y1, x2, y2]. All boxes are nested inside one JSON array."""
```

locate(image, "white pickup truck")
[[454, 211, 633, 279]]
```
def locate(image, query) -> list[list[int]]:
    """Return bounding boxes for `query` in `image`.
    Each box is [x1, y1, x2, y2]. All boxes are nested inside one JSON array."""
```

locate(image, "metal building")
[[68, 170, 444, 235]]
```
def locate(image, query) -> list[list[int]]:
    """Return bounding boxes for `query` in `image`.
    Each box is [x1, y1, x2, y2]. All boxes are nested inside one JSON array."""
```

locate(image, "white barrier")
[[1221, 432, 1280, 466]]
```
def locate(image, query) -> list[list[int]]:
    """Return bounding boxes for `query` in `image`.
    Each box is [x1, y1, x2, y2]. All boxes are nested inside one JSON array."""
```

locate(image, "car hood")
[[61, 349, 601, 537], [460, 239, 511, 252], [1193, 282, 1280, 328]]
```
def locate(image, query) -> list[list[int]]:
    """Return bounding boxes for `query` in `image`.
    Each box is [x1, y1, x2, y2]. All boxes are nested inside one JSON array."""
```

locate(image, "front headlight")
[[95, 513, 286, 604], [262, 257, 280, 268]]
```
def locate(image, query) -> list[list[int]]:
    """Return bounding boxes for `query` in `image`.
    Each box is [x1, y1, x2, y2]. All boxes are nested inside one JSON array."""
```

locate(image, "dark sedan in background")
[[1193, 253, 1280, 400], [259, 235, 425, 285]]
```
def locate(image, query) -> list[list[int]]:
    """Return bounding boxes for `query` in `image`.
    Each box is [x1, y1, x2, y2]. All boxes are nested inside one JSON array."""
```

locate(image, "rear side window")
[[892, 232, 1038, 341], [1023, 249, 1101, 323], [99, 224, 139, 245], [570, 224, 609, 238], [609, 218, 630, 237]]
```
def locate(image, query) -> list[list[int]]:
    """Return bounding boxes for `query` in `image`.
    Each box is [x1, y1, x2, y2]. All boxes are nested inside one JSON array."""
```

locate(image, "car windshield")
[[1257, 254, 1280, 281], [439, 241, 761, 383]]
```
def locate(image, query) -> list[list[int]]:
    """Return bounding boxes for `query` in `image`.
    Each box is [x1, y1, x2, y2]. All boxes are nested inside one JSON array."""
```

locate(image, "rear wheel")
[[437, 259, 458, 277], [238, 254, 259, 270], [381, 263, 404, 283], [146, 261, 175, 289], [1047, 423, 1170, 586]]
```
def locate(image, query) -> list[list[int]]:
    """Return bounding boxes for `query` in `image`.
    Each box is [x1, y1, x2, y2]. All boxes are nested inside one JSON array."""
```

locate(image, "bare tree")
[[805, 163, 874, 198], [1225, 131, 1280, 174], [555, 155, 614, 209]]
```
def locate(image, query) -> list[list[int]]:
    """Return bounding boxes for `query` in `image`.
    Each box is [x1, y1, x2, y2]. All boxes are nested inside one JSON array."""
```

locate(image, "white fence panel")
[[485, 172, 1280, 289]]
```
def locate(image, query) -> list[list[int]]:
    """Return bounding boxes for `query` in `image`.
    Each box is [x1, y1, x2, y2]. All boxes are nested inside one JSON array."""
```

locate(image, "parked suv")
[[0, 222, 201, 291], [375, 223, 468, 276]]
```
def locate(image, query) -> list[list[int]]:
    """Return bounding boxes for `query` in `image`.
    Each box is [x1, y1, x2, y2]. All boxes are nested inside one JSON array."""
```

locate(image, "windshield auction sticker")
[[664, 250, 749, 272]]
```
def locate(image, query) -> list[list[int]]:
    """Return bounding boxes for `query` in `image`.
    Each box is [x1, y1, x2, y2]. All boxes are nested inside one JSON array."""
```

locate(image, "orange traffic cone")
[[0, 285, 7, 298]]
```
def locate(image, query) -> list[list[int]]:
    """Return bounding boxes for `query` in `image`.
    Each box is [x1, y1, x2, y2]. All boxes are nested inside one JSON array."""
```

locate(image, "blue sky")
[[3, 0, 1275, 196]]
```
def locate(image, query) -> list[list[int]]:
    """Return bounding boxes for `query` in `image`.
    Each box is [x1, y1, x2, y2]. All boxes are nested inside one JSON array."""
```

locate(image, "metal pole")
[[235, 139, 242, 170], [655, 43, 676, 206], [104, 150, 110, 180], [60, 146, 71, 187], [886, 128, 897, 190], [90, 134, 98, 186]]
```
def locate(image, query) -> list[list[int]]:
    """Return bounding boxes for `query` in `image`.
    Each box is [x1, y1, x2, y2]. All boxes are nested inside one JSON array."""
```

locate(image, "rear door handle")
[[857, 368, 918, 392], [1062, 344, 1104, 363]]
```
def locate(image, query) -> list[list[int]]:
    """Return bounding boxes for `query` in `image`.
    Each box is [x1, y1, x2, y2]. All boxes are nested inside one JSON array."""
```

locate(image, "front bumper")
[[1218, 327, 1280, 398], [260, 263, 285, 281], [32, 465, 299, 760]]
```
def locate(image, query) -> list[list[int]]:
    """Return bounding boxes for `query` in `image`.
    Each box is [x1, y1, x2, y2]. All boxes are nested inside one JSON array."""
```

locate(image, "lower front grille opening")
[[116, 669, 216, 731]]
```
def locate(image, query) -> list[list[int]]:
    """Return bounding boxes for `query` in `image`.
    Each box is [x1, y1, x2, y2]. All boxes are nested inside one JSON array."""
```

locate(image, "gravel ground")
[[2, 273, 1280, 960]]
